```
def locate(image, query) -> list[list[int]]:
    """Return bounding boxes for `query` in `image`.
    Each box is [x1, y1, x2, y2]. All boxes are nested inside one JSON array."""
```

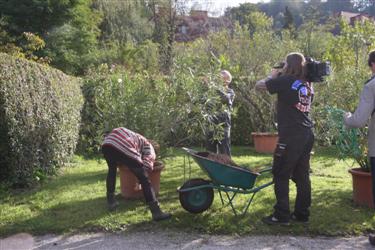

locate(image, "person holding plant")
[[206, 70, 235, 156], [255, 52, 315, 225], [101, 127, 172, 221], [343, 50, 375, 206]]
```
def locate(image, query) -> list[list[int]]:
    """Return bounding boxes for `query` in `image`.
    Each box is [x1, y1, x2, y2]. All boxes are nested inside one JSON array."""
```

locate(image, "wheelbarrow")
[[177, 147, 274, 216]]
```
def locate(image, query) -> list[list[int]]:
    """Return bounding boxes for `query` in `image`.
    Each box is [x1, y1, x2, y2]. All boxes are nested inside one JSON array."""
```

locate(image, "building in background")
[[175, 10, 233, 42]]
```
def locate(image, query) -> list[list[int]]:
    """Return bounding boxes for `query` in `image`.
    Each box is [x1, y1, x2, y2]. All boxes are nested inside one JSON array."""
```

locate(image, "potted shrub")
[[119, 161, 165, 199], [235, 74, 279, 154], [251, 131, 278, 154], [328, 108, 373, 208]]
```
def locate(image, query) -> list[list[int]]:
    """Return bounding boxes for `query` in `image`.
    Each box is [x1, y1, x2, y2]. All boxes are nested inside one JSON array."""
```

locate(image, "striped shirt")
[[102, 127, 155, 170]]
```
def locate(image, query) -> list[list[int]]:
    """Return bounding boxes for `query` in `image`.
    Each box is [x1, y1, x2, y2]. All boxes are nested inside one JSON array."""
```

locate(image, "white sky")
[[188, 0, 271, 16]]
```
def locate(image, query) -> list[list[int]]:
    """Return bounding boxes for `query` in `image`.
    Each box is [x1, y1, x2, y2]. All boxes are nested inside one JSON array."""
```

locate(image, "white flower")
[[117, 78, 123, 83]]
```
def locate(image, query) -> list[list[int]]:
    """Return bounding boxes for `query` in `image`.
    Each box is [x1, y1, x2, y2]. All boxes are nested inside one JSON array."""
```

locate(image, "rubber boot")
[[148, 201, 172, 221], [369, 234, 375, 246], [107, 193, 119, 211]]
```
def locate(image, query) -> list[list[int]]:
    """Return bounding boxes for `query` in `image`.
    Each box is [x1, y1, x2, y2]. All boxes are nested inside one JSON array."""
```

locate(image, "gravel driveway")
[[1, 232, 373, 250]]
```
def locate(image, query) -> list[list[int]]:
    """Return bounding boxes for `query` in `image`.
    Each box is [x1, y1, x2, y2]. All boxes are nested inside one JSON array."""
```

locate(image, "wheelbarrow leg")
[[241, 192, 257, 216], [225, 191, 239, 216], [218, 190, 225, 205]]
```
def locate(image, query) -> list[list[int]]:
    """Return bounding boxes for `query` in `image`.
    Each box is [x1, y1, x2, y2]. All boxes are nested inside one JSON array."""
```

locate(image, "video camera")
[[305, 57, 331, 82], [272, 58, 331, 82]]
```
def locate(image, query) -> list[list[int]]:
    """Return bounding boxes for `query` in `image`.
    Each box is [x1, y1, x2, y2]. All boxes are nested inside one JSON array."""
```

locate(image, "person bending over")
[[102, 127, 171, 221]]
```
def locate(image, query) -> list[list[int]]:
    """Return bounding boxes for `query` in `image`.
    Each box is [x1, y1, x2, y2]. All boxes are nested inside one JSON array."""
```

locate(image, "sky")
[[188, 0, 271, 16]]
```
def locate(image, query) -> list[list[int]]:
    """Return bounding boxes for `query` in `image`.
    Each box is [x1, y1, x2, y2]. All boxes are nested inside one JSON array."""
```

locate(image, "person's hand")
[[343, 112, 352, 120], [270, 69, 280, 79]]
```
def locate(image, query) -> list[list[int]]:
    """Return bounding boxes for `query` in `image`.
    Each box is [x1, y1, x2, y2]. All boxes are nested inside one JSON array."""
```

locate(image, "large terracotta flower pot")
[[348, 168, 374, 208], [251, 132, 279, 154], [119, 162, 164, 199]]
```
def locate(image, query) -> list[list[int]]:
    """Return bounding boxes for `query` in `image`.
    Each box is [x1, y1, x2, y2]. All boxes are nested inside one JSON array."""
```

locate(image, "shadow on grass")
[[0, 195, 148, 237]]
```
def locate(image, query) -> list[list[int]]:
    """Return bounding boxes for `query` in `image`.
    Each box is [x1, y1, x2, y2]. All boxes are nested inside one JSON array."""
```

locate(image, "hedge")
[[0, 53, 83, 187]]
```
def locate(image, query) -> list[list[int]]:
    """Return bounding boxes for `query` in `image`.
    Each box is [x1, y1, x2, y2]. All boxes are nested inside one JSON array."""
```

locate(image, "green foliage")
[[314, 19, 375, 146], [224, 2, 259, 27], [326, 107, 369, 170], [78, 63, 223, 155], [282, 6, 294, 30], [94, 0, 153, 43], [45, 1, 102, 75], [0, 0, 79, 35], [0, 53, 83, 187], [173, 17, 299, 139]]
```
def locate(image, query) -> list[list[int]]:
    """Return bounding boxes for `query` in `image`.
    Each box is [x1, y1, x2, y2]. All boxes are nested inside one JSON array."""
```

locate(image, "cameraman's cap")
[[272, 62, 285, 69]]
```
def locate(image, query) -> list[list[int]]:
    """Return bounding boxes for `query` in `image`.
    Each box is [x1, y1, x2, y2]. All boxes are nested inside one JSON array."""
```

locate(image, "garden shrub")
[[0, 53, 83, 187], [77, 63, 228, 155]]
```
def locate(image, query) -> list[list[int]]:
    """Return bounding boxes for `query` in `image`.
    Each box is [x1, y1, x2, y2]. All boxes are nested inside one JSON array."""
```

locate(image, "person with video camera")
[[255, 52, 315, 225], [102, 127, 172, 221]]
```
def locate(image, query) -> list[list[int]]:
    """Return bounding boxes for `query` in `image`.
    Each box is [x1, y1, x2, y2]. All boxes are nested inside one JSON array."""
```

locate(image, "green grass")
[[1, 146, 374, 237]]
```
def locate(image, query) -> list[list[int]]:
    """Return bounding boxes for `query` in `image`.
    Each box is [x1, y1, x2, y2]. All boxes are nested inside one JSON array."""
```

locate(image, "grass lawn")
[[1, 146, 374, 237]]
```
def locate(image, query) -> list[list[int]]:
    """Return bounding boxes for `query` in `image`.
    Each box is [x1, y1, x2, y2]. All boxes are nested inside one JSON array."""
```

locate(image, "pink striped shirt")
[[102, 127, 155, 170]]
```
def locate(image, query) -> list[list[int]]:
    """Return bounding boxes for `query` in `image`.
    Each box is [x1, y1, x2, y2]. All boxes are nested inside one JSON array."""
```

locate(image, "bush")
[[0, 53, 83, 187], [77, 63, 227, 155]]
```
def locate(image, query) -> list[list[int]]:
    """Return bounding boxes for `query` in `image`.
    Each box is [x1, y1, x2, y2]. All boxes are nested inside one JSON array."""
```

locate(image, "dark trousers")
[[371, 157, 375, 206], [102, 145, 157, 203], [272, 129, 314, 221], [206, 126, 231, 156]]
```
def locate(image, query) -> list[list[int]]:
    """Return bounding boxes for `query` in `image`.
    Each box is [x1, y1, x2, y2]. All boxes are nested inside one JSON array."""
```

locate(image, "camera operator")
[[255, 52, 314, 225]]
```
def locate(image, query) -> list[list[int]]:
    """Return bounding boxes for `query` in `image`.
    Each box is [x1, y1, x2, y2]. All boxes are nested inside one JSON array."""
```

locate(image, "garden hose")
[[325, 107, 368, 169]]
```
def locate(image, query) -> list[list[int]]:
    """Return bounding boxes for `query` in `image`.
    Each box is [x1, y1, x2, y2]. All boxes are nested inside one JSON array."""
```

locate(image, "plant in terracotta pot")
[[235, 77, 279, 154], [234, 62, 285, 154], [328, 107, 372, 208], [119, 140, 166, 199]]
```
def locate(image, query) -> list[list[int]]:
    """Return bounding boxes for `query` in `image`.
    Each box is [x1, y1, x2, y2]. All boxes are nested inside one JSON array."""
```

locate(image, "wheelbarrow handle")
[[182, 147, 198, 155], [258, 166, 273, 174]]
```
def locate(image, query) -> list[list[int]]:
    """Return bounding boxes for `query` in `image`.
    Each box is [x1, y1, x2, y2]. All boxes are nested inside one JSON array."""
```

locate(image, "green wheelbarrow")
[[177, 147, 274, 216]]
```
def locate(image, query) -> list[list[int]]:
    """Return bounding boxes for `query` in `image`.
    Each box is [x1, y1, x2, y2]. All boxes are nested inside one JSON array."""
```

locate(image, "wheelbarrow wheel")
[[179, 178, 214, 214]]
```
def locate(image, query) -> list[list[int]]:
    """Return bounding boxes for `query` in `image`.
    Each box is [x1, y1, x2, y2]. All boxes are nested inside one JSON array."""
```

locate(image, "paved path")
[[1, 232, 373, 250]]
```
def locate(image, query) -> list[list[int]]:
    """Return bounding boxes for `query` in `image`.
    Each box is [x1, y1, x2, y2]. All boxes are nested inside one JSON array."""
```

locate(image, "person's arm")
[[344, 84, 375, 128], [218, 88, 235, 107], [141, 139, 156, 170], [255, 78, 270, 90], [256, 69, 281, 91]]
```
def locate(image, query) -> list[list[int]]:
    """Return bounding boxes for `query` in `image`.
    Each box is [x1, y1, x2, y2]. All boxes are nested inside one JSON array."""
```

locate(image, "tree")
[[0, 0, 80, 36], [224, 3, 258, 27], [283, 6, 294, 30], [94, 0, 153, 44]]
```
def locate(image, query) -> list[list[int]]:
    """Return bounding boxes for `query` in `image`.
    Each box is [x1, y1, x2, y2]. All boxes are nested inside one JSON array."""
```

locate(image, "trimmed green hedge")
[[0, 53, 83, 187]]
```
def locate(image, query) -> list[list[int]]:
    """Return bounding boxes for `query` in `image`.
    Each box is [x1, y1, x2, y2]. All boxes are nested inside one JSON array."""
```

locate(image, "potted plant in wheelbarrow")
[[328, 107, 373, 208]]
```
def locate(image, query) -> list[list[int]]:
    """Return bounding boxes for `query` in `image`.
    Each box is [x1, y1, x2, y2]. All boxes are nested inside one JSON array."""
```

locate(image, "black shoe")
[[290, 212, 309, 223], [262, 215, 290, 226]]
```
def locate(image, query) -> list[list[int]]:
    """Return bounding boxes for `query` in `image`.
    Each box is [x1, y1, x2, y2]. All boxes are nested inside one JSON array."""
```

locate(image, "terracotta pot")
[[119, 162, 164, 199], [348, 168, 374, 208], [251, 132, 279, 154]]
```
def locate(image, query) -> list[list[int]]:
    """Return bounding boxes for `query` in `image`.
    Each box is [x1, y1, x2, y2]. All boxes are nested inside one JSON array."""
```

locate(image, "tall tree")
[[283, 6, 294, 30], [0, 0, 81, 36], [94, 0, 153, 44], [224, 3, 258, 27]]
